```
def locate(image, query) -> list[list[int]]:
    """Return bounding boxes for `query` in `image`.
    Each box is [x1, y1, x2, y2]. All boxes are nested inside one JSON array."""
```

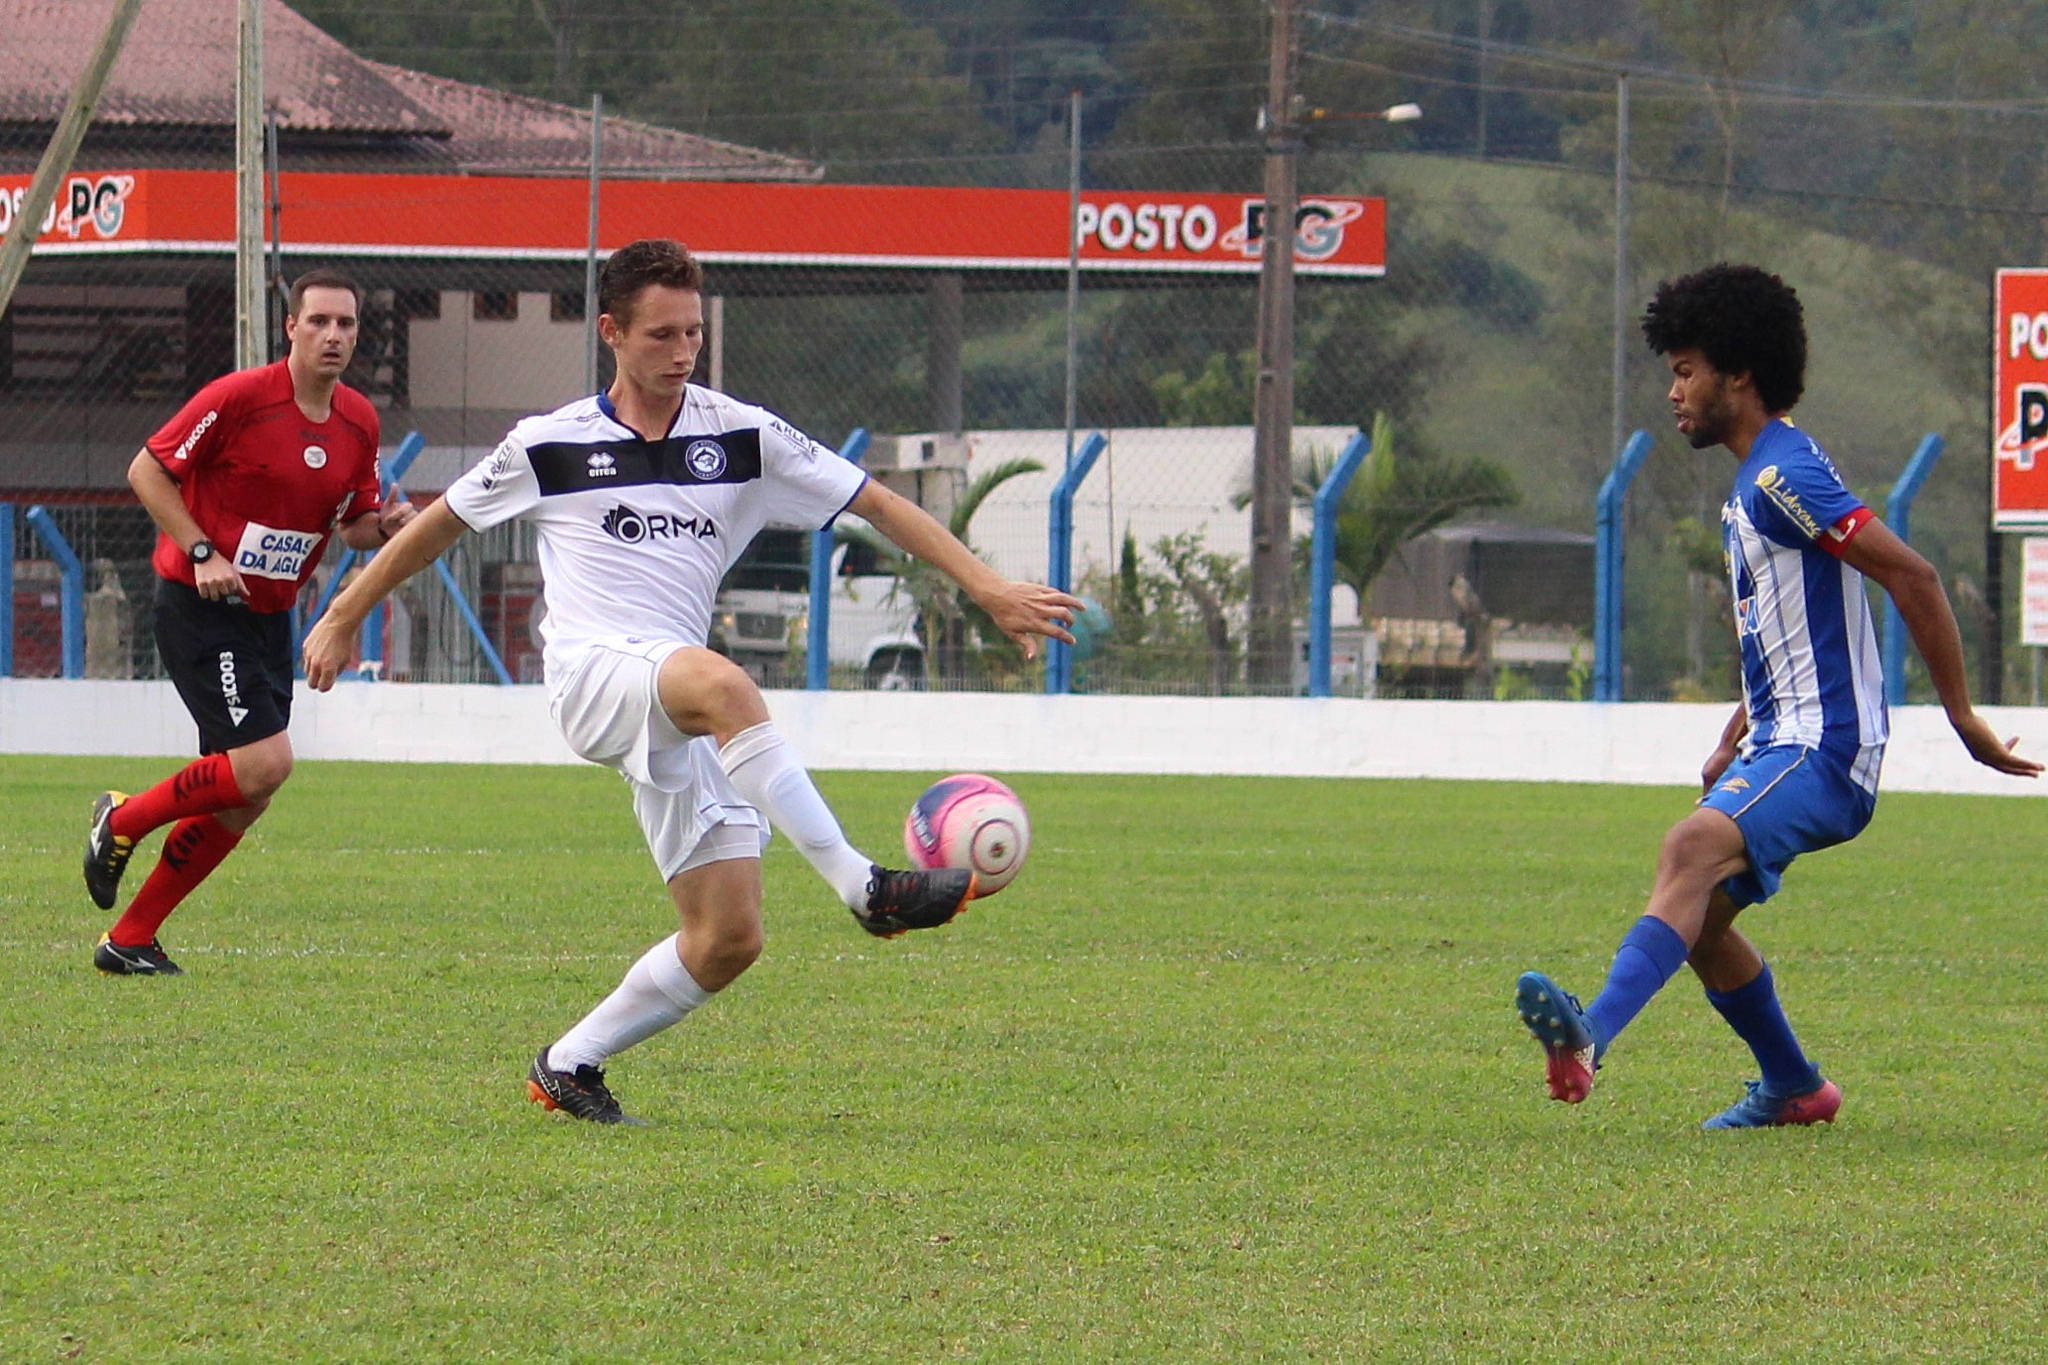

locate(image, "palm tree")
[[1241, 412, 1517, 609], [835, 456, 1045, 687]]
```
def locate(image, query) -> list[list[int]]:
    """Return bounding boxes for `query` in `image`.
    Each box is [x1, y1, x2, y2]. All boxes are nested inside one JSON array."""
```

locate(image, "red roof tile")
[[0, 0, 817, 179]]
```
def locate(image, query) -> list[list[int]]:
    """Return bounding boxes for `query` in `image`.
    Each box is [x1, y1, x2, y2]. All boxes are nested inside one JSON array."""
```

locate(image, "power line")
[[1302, 10, 2048, 118]]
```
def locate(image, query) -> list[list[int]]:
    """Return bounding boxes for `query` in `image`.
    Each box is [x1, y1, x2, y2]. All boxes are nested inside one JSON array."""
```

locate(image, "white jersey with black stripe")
[[443, 384, 867, 681]]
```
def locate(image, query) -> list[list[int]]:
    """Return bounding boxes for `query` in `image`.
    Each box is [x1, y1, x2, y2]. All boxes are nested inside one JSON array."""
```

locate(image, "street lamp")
[[1248, 93, 1419, 691]]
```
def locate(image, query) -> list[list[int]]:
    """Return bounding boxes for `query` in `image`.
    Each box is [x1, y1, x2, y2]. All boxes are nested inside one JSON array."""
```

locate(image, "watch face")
[[189, 542, 214, 564]]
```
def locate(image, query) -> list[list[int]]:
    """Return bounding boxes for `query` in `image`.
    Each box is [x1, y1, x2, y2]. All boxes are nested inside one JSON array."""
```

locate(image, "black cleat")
[[94, 933, 183, 976], [526, 1047, 643, 1125], [853, 864, 977, 939], [84, 791, 135, 911]]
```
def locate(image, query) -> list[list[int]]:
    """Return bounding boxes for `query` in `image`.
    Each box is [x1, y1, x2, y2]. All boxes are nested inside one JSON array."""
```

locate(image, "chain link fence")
[[4, 4, 2041, 704]]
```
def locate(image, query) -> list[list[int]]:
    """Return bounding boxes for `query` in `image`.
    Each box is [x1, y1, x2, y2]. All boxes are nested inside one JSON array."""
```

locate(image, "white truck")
[[711, 527, 925, 688]]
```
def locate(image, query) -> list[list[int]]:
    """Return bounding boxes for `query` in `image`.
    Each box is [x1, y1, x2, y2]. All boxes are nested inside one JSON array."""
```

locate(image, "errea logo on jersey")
[[587, 452, 617, 477], [600, 504, 718, 544]]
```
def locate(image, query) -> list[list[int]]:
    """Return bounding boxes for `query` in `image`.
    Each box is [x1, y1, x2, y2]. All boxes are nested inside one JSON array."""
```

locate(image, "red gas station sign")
[[0, 170, 1386, 278], [1993, 268, 2048, 529]]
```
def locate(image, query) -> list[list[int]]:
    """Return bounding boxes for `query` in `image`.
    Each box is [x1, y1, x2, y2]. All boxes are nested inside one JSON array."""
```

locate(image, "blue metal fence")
[[1307, 429, 1371, 698], [1044, 431, 1106, 695], [1593, 430, 1653, 702]]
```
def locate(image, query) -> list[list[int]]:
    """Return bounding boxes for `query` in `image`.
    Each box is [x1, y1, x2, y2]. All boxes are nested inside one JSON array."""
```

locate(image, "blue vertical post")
[[24, 506, 86, 679], [808, 428, 870, 690], [1045, 431, 1106, 695], [1308, 429, 1371, 697], [1882, 434, 1945, 707], [1593, 430, 1653, 702], [356, 431, 426, 677], [0, 503, 13, 677]]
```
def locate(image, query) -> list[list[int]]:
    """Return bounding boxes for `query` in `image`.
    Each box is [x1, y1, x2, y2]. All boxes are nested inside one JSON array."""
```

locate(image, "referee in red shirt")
[[82, 269, 416, 975]]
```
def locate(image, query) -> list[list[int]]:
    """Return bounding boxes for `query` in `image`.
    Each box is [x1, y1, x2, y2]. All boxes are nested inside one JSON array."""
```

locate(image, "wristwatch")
[[187, 540, 216, 565]]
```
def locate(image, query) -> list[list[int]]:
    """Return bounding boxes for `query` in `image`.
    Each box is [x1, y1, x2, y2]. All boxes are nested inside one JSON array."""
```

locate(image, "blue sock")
[[1584, 916, 1691, 1057], [1704, 963, 1822, 1096]]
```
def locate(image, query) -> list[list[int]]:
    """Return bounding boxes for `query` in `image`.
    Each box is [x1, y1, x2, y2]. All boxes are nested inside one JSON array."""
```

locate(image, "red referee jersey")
[[146, 360, 383, 614]]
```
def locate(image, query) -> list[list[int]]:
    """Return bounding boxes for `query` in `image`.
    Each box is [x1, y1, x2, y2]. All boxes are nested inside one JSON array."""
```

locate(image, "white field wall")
[[2, 679, 2043, 798]]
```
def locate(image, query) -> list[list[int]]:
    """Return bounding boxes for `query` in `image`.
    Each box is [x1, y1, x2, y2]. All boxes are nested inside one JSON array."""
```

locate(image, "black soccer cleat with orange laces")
[[84, 790, 135, 911], [94, 933, 183, 976], [852, 864, 977, 939], [526, 1047, 643, 1125]]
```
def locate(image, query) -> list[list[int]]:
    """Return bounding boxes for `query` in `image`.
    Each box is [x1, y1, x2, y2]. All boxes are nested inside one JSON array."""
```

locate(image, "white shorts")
[[549, 636, 770, 880]]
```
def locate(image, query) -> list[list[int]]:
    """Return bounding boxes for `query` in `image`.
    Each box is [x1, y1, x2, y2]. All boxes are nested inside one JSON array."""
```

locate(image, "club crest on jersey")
[[600, 503, 718, 545], [303, 444, 328, 469], [685, 439, 728, 480]]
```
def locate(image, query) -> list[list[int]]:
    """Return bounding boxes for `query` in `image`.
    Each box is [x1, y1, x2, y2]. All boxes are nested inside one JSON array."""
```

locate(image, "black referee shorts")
[[153, 578, 295, 755]]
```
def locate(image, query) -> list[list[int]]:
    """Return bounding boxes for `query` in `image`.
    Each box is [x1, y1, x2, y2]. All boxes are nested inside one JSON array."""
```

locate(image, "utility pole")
[[1249, 0, 1300, 692], [0, 0, 144, 316], [235, 0, 265, 368]]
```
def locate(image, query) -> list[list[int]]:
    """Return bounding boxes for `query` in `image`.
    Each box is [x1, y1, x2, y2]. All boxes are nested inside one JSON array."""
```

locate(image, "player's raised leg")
[[656, 647, 973, 934], [1516, 807, 1743, 1102]]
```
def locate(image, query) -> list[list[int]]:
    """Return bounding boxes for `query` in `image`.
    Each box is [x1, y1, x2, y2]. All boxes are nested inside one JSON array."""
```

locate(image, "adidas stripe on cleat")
[[526, 1047, 643, 1125], [84, 790, 135, 911], [94, 933, 183, 976], [852, 865, 976, 939], [1702, 1078, 1843, 1130], [1516, 970, 1597, 1104]]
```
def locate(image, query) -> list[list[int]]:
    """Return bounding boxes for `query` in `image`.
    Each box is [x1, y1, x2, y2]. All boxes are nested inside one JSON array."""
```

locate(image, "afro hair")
[[1641, 263, 1807, 414]]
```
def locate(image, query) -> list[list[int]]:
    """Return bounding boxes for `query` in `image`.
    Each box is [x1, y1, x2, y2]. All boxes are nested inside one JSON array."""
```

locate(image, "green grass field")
[[3, 754, 2043, 1362]]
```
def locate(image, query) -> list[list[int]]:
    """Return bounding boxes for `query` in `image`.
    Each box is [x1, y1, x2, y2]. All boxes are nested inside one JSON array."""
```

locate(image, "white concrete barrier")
[[3, 678, 2043, 797]]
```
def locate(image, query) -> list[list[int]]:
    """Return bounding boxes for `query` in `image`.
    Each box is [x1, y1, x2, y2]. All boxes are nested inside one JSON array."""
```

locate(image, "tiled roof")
[[368, 62, 818, 181], [0, 0, 445, 134], [0, 0, 818, 179]]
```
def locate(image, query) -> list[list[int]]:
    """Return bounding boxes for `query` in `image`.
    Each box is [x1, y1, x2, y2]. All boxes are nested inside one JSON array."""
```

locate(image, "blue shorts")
[[1698, 744, 1875, 908]]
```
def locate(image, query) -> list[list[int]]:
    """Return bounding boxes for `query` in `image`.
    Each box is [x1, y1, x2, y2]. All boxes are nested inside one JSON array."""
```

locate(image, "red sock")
[[110, 753, 245, 841], [108, 816, 243, 946]]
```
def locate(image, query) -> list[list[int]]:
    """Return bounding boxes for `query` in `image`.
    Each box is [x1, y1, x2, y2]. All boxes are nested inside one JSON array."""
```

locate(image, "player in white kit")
[[304, 239, 1083, 1123]]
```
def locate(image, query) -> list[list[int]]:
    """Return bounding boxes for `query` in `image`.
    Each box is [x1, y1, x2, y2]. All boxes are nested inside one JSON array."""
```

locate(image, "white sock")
[[548, 934, 710, 1072], [718, 721, 875, 907]]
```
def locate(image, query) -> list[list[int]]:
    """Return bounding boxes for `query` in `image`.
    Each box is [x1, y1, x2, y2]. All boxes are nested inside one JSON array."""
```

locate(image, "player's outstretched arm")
[[1840, 518, 2043, 778], [1701, 703, 1749, 793], [846, 480, 1082, 661], [303, 498, 468, 691]]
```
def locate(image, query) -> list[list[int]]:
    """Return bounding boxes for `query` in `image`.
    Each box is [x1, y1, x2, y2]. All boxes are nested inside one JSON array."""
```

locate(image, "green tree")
[[1079, 529, 1248, 695], [1281, 413, 1519, 607], [833, 458, 1046, 688]]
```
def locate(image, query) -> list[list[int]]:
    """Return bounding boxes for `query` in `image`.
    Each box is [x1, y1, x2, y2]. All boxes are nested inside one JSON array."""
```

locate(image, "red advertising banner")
[[0, 170, 1385, 277], [2022, 537, 2048, 647], [1993, 268, 2048, 529]]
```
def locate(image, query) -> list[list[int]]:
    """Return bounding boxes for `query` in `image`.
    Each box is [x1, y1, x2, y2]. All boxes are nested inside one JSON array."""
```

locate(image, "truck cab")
[[711, 528, 924, 687]]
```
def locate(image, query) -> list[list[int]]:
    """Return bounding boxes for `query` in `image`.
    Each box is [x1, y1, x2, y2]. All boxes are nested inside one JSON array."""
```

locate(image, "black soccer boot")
[[852, 865, 977, 939], [84, 791, 135, 911], [526, 1047, 643, 1125], [94, 934, 184, 976]]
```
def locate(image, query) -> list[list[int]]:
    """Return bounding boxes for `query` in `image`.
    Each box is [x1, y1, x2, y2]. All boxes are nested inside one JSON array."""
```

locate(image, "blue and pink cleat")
[[1701, 1078, 1843, 1130], [1515, 971, 1597, 1103]]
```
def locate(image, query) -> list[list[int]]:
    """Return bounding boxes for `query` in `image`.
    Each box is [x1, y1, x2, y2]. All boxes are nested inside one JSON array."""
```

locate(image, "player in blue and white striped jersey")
[[1517, 263, 2039, 1129]]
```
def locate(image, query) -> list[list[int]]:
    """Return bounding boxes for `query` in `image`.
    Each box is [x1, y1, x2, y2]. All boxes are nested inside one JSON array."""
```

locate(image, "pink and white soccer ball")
[[903, 773, 1032, 895]]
